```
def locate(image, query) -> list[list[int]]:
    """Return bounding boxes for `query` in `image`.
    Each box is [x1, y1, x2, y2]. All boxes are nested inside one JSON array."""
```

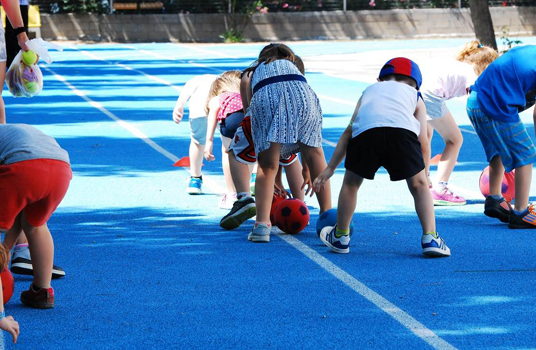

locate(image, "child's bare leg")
[[429, 112, 463, 184], [3, 213, 23, 251], [221, 140, 236, 194], [189, 140, 204, 177], [284, 160, 304, 201], [228, 150, 251, 194], [299, 143, 332, 213], [488, 155, 505, 196], [255, 143, 282, 223], [406, 170, 436, 233], [337, 171, 363, 230], [513, 164, 532, 211], [21, 213, 53, 289]]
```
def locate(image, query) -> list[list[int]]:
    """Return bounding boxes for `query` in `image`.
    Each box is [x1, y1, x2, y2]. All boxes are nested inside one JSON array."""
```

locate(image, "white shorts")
[[230, 115, 298, 166], [422, 91, 449, 120]]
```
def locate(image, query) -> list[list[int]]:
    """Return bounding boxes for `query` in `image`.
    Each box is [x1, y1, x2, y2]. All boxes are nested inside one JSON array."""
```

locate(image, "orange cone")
[[173, 156, 190, 167]]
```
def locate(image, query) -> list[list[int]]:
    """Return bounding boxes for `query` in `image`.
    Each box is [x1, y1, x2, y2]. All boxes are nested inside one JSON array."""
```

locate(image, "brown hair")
[[242, 43, 299, 77], [456, 40, 499, 76], [294, 55, 305, 75], [205, 70, 241, 114]]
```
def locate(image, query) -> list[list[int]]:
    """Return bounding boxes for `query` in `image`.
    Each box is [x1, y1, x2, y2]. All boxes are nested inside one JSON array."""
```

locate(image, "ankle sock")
[[237, 192, 252, 201], [514, 208, 528, 216], [490, 194, 503, 200], [425, 231, 438, 238], [191, 175, 202, 180], [335, 227, 350, 236], [435, 181, 448, 192], [254, 221, 271, 228], [14, 243, 29, 250]]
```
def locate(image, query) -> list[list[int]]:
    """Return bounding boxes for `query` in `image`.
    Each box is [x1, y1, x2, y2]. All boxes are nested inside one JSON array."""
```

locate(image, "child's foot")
[[10, 246, 66, 279], [20, 284, 55, 309], [187, 176, 203, 195], [484, 196, 512, 223], [248, 223, 271, 243], [421, 232, 451, 257], [219, 193, 237, 210], [430, 187, 466, 206], [220, 198, 256, 230], [319, 226, 350, 254], [508, 204, 536, 229]]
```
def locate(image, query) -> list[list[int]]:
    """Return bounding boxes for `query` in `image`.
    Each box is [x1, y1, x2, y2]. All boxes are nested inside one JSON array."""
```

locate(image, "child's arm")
[[204, 97, 221, 162], [414, 98, 430, 167], [301, 160, 313, 197], [313, 98, 362, 193], [240, 71, 253, 111], [172, 76, 201, 124]]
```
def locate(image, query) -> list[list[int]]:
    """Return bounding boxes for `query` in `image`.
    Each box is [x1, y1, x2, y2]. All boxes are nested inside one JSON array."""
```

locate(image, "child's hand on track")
[[0, 315, 20, 343], [301, 168, 314, 197], [204, 141, 215, 161]]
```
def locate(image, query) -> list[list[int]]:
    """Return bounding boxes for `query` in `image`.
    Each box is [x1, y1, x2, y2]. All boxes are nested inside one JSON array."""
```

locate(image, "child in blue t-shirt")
[[467, 45, 536, 228], [313, 58, 450, 257]]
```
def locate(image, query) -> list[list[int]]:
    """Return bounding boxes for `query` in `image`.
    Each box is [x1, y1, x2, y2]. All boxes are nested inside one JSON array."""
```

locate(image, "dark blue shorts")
[[220, 111, 245, 139]]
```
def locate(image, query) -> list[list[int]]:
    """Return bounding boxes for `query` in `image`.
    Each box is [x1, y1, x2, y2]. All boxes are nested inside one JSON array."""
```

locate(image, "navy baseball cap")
[[378, 57, 422, 90]]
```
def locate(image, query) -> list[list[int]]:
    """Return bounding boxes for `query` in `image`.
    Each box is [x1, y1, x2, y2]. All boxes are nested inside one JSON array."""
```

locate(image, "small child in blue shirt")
[[313, 57, 450, 257], [467, 45, 536, 228]]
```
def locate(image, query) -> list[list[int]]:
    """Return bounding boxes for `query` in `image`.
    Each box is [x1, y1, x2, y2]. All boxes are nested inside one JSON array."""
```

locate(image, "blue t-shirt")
[[473, 45, 536, 122]]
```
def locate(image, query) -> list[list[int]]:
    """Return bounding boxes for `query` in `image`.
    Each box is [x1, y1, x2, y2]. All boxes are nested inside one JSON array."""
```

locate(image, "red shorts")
[[230, 115, 298, 166], [0, 159, 72, 230]]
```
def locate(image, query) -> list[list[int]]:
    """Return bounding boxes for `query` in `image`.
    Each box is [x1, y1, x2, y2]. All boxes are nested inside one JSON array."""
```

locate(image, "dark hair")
[[379, 73, 417, 89]]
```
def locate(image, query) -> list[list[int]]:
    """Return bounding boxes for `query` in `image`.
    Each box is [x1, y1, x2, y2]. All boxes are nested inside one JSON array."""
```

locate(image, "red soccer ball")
[[274, 198, 310, 234], [1, 267, 14, 305], [479, 166, 516, 202]]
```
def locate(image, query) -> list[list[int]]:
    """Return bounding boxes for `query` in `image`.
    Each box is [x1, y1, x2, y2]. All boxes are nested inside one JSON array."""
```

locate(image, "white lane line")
[[42, 65, 223, 194], [278, 233, 458, 350]]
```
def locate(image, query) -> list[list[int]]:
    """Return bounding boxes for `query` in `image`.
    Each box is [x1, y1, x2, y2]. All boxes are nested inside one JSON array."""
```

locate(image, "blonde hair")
[[456, 40, 499, 76], [0, 243, 9, 271], [205, 70, 241, 114]]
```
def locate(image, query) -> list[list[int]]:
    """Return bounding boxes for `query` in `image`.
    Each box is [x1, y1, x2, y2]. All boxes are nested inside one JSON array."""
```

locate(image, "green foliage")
[[500, 25, 523, 53], [220, 28, 244, 43], [59, 0, 109, 14], [220, 1, 265, 43]]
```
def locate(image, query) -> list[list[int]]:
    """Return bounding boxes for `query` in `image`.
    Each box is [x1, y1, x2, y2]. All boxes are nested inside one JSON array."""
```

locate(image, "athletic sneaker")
[[187, 177, 203, 195], [484, 196, 512, 223], [421, 232, 451, 257], [220, 197, 256, 230], [20, 284, 55, 309], [250, 173, 257, 196], [10, 247, 66, 279], [319, 225, 350, 254], [219, 193, 237, 210], [430, 187, 466, 206], [248, 223, 271, 243], [508, 204, 536, 229]]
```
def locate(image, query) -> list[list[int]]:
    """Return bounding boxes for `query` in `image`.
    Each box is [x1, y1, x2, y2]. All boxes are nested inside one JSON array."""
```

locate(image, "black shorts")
[[345, 127, 424, 181], [220, 111, 245, 139]]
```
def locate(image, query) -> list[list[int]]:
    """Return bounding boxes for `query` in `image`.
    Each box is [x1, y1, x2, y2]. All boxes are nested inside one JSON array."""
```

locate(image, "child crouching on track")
[[313, 57, 450, 257], [467, 45, 536, 228], [0, 124, 72, 309], [241, 43, 332, 243]]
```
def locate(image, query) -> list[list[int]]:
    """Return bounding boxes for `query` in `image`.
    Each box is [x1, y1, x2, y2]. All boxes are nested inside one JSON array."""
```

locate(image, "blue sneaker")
[[187, 177, 202, 195], [319, 225, 350, 254], [248, 223, 270, 243], [421, 232, 451, 257], [250, 173, 256, 197]]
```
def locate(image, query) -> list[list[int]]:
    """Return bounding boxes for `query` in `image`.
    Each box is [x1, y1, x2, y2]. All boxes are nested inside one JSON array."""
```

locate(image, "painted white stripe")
[[278, 233, 458, 350], [42, 65, 223, 194]]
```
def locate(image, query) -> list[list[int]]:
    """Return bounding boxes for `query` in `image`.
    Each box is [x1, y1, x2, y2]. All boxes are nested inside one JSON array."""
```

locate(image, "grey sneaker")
[[220, 197, 256, 230], [248, 223, 271, 243], [421, 232, 451, 257]]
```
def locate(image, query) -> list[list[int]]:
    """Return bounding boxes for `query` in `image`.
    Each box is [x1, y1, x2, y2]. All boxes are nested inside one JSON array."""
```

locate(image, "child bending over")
[[313, 57, 450, 257]]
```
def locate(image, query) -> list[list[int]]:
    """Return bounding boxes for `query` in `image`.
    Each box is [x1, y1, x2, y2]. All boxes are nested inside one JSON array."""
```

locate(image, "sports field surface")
[[3, 37, 536, 349]]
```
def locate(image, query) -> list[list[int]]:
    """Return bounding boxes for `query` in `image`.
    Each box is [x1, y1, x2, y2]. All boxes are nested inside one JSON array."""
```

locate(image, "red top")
[[217, 92, 243, 121]]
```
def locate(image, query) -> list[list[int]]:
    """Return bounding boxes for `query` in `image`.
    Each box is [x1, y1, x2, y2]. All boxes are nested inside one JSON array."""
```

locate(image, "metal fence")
[[30, 0, 534, 14]]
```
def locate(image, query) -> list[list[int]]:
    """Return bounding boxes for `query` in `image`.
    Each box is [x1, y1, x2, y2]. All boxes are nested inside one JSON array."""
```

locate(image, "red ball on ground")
[[479, 166, 516, 202], [274, 198, 310, 234], [1, 267, 14, 305], [270, 191, 287, 226]]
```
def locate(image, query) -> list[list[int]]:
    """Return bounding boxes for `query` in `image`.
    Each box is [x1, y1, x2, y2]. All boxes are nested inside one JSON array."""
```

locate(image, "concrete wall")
[[40, 7, 535, 42]]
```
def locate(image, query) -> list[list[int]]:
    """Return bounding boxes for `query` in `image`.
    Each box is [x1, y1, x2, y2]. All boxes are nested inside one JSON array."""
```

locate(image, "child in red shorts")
[[0, 124, 72, 313]]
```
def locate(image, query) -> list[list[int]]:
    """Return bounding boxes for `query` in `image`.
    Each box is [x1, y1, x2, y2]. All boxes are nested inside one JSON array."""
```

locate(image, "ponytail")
[[456, 40, 499, 76]]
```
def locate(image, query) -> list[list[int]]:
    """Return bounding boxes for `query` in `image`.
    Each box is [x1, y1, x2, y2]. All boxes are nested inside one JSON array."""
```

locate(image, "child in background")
[[313, 57, 450, 257], [466, 45, 536, 228], [0, 124, 72, 312], [422, 40, 498, 205], [204, 70, 242, 209], [241, 43, 331, 243], [172, 74, 218, 195]]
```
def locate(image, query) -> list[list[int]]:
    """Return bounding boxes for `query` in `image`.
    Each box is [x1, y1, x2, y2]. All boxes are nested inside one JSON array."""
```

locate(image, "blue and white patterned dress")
[[249, 59, 323, 158]]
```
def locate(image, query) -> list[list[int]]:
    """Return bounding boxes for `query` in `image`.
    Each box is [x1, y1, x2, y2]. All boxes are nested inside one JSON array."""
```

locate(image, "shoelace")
[[441, 187, 461, 199], [528, 203, 536, 215]]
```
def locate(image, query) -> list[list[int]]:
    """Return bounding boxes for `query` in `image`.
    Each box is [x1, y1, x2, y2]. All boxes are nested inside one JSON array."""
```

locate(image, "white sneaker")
[[219, 193, 237, 210], [421, 232, 451, 257]]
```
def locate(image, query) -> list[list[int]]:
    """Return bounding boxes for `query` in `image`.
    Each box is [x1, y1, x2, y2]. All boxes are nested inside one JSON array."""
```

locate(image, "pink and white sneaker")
[[430, 187, 466, 206]]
